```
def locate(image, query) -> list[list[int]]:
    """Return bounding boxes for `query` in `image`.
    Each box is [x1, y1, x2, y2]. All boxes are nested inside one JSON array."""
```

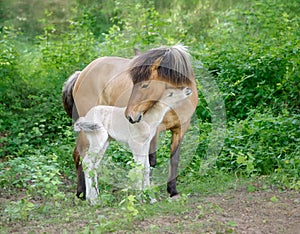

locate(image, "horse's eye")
[[168, 92, 173, 97], [141, 83, 149, 89]]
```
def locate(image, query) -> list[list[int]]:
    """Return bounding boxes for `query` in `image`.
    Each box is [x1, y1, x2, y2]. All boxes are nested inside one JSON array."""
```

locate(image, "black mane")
[[129, 45, 194, 86]]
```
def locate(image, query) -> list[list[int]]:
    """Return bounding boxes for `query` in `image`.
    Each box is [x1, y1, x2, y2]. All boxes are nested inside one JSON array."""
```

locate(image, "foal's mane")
[[129, 45, 194, 86]]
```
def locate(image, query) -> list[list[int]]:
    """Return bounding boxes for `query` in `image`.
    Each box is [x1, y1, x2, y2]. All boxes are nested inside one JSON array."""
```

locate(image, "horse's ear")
[[134, 48, 141, 56]]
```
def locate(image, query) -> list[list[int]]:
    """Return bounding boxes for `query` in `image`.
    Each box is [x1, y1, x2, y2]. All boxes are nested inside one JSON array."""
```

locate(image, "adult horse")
[[62, 45, 198, 199]]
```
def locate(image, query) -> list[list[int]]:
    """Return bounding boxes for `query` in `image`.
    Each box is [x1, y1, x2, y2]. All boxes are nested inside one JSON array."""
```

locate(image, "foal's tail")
[[62, 71, 81, 120], [74, 118, 102, 132]]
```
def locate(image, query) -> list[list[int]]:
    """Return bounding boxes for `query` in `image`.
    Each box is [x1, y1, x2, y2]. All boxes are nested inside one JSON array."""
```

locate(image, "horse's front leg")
[[149, 133, 158, 184], [167, 121, 190, 197], [149, 132, 158, 168]]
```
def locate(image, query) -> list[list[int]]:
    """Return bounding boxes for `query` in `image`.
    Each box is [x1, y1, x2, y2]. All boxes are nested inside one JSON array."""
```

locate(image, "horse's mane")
[[129, 45, 194, 86]]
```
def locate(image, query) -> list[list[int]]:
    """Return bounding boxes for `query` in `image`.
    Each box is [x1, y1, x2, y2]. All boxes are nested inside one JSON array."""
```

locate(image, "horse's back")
[[73, 57, 133, 116]]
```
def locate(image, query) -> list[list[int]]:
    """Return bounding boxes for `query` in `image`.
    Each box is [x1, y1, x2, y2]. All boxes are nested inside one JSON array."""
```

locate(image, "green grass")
[[0, 171, 253, 233]]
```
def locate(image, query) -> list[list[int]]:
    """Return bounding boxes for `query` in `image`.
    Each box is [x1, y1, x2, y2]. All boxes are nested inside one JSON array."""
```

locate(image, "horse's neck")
[[143, 102, 169, 128]]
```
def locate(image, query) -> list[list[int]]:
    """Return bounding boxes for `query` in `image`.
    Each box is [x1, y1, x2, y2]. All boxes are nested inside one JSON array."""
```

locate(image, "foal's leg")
[[83, 151, 99, 205], [132, 143, 158, 203], [130, 143, 151, 190], [83, 130, 108, 204], [167, 120, 190, 197]]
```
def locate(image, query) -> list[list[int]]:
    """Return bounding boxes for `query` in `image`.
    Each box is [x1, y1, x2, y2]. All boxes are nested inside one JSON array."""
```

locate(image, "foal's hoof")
[[88, 198, 98, 206], [150, 198, 157, 204], [171, 194, 180, 200]]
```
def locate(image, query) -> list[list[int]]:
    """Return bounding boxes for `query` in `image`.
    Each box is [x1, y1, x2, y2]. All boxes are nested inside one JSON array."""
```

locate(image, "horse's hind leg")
[[74, 131, 89, 200], [73, 146, 86, 200]]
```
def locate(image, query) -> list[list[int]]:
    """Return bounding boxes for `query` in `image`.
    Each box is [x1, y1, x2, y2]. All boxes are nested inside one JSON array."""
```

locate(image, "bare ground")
[[133, 188, 300, 234], [1, 187, 299, 233]]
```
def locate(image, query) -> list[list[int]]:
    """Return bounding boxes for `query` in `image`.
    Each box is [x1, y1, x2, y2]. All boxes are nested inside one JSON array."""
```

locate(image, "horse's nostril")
[[127, 114, 142, 124], [127, 116, 134, 124]]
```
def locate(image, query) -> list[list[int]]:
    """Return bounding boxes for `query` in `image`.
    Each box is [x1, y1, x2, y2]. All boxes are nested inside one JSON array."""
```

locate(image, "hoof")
[[88, 198, 98, 206], [150, 198, 157, 204], [171, 194, 180, 200], [76, 192, 86, 200]]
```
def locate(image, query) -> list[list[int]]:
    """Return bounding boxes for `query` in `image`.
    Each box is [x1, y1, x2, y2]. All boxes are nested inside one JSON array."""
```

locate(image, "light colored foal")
[[74, 87, 192, 204]]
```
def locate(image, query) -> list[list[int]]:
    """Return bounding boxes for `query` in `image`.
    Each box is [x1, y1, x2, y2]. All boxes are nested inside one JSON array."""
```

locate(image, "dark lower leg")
[[149, 133, 158, 168], [167, 142, 181, 197], [73, 147, 86, 200], [167, 178, 178, 197], [149, 151, 156, 167]]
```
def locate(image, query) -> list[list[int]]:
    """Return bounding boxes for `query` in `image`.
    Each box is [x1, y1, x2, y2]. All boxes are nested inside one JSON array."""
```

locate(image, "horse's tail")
[[62, 71, 81, 120]]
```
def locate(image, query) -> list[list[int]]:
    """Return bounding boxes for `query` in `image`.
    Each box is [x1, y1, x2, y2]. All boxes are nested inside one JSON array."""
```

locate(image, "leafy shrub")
[[217, 111, 299, 188], [0, 5, 98, 198], [0, 152, 65, 198], [3, 198, 36, 222], [196, 0, 300, 119], [100, 0, 200, 56]]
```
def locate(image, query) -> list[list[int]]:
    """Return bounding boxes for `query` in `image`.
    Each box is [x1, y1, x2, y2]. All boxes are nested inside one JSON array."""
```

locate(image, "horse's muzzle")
[[126, 113, 142, 124]]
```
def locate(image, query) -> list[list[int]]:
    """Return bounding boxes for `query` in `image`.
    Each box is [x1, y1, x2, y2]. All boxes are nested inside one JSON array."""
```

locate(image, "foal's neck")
[[142, 102, 170, 127]]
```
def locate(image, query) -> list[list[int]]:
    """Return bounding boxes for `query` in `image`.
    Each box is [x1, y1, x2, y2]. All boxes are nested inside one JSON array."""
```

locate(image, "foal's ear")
[[134, 48, 141, 56], [183, 87, 192, 96]]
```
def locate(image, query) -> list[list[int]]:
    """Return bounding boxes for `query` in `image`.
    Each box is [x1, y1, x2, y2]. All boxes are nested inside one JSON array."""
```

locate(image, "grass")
[[0, 171, 253, 233]]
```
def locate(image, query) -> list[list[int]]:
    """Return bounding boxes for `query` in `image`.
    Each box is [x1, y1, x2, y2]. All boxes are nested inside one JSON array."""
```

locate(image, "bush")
[[195, 0, 300, 119], [217, 111, 299, 188]]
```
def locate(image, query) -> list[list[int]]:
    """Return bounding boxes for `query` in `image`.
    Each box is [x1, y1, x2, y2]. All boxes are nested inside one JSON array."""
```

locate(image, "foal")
[[74, 87, 192, 204]]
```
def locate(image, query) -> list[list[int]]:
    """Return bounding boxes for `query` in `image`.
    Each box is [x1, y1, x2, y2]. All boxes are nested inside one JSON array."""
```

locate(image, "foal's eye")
[[141, 83, 149, 89], [168, 92, 173, 97]]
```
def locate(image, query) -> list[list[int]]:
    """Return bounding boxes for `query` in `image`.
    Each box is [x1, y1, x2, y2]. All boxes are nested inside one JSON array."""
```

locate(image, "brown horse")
[[62, 45, 198, 199]]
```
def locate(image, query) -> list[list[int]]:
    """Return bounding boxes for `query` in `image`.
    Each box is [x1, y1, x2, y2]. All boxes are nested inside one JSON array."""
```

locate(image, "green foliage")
[[0, 153, 65, 198], [119, 193, 140, 220], [0, 0, 299, 205], [34, 10, 98, 86], [3, 198, 36, 222], [101, 0, 209, 56], [218, 111, 299, 188], [100, 0, 165, 56], [0, 26, 23, 96], [197, 0, 300, 119]]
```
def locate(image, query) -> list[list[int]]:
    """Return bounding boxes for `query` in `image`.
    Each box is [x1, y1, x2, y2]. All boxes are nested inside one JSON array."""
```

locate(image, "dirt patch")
[[1, 186, 299, 233], [134, 188, 300, 234]]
